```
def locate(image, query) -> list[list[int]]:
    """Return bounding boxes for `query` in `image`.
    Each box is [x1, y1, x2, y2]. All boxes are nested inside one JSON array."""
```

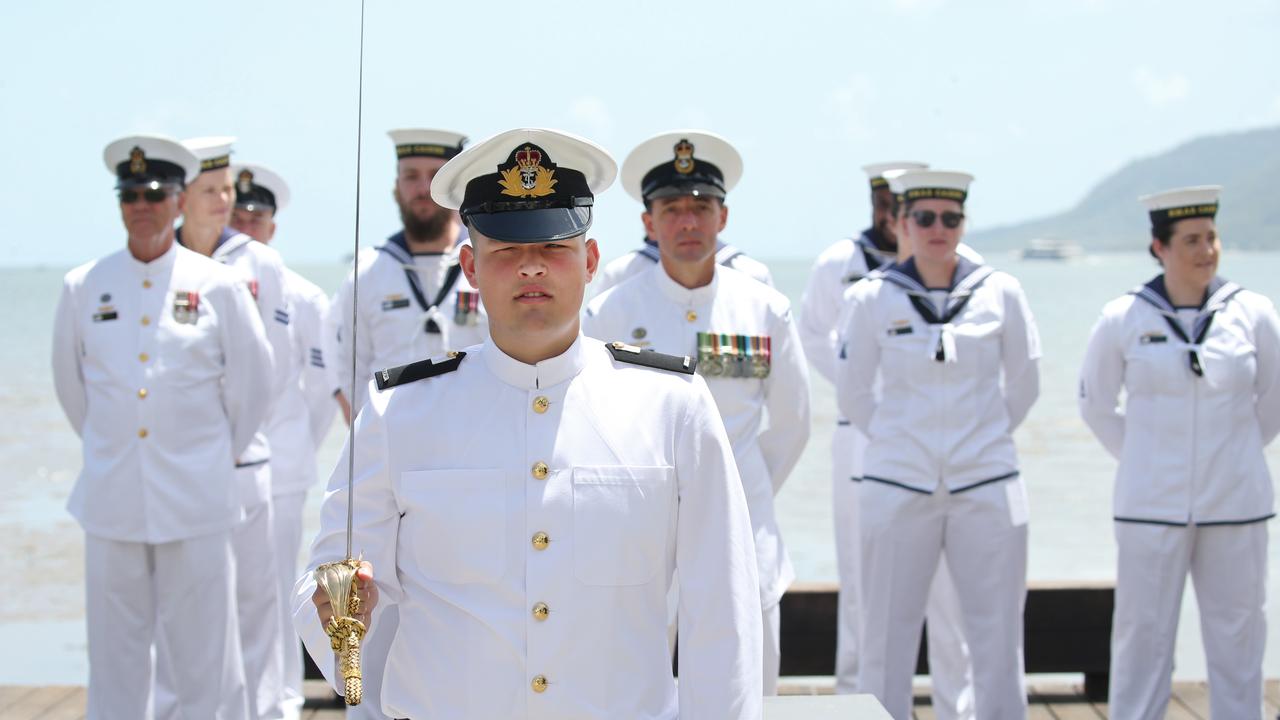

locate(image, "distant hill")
[[969, 126, 1280, 252]]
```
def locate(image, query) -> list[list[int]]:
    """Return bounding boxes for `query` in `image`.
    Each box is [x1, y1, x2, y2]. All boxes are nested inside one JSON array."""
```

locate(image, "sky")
[[2, 0, 1278, 267]]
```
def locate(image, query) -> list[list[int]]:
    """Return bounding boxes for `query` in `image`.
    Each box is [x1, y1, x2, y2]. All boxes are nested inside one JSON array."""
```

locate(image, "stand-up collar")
[[653, 260, 719, 306], [483, 333, 587, 390], [127, 239, 179, 275]]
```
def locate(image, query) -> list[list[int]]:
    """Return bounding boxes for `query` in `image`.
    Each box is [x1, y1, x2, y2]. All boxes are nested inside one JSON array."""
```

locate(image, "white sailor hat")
[[232, 163, 290, 214], [894, 169, 974, 204], [431, 128, 616, 243], [1139, 185, 1222, 225], [181, 136, 236, 174], [883, 168, 919, 196], [387, 129, 468, 161], [862, 161, 928, 190], [103, 134, 200, 189], [620, 130, 743, 203]]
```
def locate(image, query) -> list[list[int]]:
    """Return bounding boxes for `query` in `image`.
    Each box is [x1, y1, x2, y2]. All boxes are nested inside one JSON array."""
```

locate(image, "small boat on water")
[[1019, 237, 1083, 260]]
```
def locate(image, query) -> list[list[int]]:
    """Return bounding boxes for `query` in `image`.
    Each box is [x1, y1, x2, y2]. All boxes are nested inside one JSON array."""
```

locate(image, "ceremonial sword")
[[312, 0, 368, 705]]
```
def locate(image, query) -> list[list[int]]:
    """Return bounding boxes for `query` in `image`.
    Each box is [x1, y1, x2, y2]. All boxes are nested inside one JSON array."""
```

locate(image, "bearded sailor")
[[583, 129, 811, 694], [835, 169, 1040, 720], [1079, 185, 1280, 720]]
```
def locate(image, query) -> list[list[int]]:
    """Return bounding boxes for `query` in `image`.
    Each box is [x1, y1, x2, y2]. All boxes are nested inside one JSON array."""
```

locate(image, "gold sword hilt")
[[315, 558, 367, 705]]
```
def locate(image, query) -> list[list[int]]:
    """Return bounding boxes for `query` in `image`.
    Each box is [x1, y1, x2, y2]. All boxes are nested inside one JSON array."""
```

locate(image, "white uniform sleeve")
[[675, 376, 764, 719], [1251, 297, 1280, 445], [218, 280, 274, 459], [300, 291, 337, 446], [257, 253, 293, 414], [326, 267, 375, 410], [291, 382, 401, 695], [759, 307, 811, 493], [797, 257, 841, 383], [51, 278, 87, 435], [1078, 308, 1127, 459], [1000, 279, 1041, 431], [835, 287, 880, 435]]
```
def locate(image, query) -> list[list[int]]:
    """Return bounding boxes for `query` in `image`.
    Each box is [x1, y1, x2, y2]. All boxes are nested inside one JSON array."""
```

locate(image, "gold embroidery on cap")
[[500, 146, 557, 198]]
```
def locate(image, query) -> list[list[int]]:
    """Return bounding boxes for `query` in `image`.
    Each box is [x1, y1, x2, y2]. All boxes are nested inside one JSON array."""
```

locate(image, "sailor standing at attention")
[[52, 134, 271, 719], [293, 128, 763, 719], [798, 162, 978, 718], [836, 170, 1040, 720], [230, 163, 339, 720], [583, 129, 810, 694], [161, 135, 294, 720], [327, 129, 488, 424], [323, 128, 487, 720], [1079, 186, 1280, 720]]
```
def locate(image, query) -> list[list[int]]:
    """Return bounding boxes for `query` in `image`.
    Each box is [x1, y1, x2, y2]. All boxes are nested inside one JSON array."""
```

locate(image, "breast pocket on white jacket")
[[572, 466, 674, 586], [398, 469, 506, 584]]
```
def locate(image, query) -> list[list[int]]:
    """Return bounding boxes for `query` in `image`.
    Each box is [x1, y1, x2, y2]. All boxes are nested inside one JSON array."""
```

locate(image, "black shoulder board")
[[606, 341, 696, 375], [374, 351, 467, 391]]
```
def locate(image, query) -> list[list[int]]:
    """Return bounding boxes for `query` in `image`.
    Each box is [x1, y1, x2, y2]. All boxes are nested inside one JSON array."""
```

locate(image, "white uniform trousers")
[[856, 480, 1027, 720], [85, 532, 248, 720], [349, 604, 397, 719], [1109, 521, 1268, 720], [157, 484, 284, 720], [272, 490, 308, 720]]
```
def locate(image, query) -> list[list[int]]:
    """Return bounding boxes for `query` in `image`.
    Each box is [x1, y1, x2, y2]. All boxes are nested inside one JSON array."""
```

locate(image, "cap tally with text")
[[103, 134, 201, 189], [862, 161, 928, 190], [181, 136, 236, 173], [620, 130, 743, 203], [895, 169, 974, 204], [232, 163, 290, 213], [431, 128, 616, 243], [1139, 185, 1222, 225], [388, 129, 467, 161]]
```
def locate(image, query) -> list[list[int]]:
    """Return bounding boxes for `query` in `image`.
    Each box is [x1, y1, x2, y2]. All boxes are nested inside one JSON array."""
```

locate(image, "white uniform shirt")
[[836, 257, 1041, 493], [265, 267, 337, 495], [594, 239, 773, 297], [327, 232, 489, 412], [52, 242, 272, 543], [293, 336, 763, 719], [799, 230, 983, 384], [1079, 275, 1280, 525], [583, 264, 811, 605]]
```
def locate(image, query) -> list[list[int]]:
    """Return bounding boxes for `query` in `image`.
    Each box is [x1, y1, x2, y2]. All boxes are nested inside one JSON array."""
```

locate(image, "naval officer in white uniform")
[[583, 130, 810, 695], [53, 134, 272, 719], [230, 163, 339, 720], [294, 128, 763, 719], [1079, 186, 1280, 720], [327, 129, 489, 422], [798, 162, 977, 717], [836, 170, 1040, 720]]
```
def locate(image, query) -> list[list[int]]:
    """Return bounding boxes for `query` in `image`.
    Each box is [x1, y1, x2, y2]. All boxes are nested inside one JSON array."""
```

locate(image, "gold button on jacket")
[[532, 395, 549, 413], [531, 531, 550, 550], [685, 309, 698, 322], [531, 675, 548, 693], [531, 461, 549, 480], [532, 602, 549, 621]]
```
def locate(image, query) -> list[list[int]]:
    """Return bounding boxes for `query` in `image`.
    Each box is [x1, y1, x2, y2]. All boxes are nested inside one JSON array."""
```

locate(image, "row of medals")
[[696, 332, 772, 379]]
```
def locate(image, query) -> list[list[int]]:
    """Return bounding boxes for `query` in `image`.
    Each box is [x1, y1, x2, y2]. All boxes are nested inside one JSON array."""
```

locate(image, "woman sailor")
[[1078, 185, 1280, 720], [836, 169, 1041, 720]]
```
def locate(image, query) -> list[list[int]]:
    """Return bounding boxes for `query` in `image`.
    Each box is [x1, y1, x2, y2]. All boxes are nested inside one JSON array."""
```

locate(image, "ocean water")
[[3, 250, 1279, 685]]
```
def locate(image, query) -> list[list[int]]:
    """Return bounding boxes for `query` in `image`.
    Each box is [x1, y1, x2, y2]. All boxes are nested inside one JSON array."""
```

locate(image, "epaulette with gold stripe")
[[374, 351, 466, 391], [606, 342, 696, 375]]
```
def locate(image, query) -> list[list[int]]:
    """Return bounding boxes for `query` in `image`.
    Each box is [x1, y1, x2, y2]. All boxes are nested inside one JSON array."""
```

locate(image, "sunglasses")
[[910, 210, 965, 229], [119, 188, 174, 204]]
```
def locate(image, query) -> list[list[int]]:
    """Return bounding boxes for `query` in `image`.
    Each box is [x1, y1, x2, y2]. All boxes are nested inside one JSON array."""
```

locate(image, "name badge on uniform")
[[173, 290, 199, 324], [697, 332, 772, 379], [92, 305, 118, 322], [382, 295, 410, 311], [886, 319, 914, 336], [1139, 331, 1168, 345], [454, 290, 481, 326]]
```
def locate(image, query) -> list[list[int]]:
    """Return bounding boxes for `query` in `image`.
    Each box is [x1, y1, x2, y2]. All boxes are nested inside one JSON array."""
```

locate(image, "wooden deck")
[[2, 680, 1277, 719]]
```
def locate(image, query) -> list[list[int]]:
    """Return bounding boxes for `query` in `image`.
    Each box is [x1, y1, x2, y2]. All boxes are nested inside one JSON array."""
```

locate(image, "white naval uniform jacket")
[[798, 229, 983, 384], [51, 242, 273, 543], [835, 257, 1041, 493], [293, 336, 763, 720], [583, 264, 811, 606], [265, 267, 336, 496], [593, 238, 773, 297], [326, 231, 489, 413], [1079, 275, 1280, 525]]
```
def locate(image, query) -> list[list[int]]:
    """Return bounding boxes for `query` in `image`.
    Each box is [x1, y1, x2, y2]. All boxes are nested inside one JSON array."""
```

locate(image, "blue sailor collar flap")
[[377, 229, 466, 335], [377, 231, 415, 266], [606, 341, 697, 375], [854, 228, 898, 267], [1130, 274, 1243, 378], [374, 351, 467, 391], [880, 257, 994, 312]]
